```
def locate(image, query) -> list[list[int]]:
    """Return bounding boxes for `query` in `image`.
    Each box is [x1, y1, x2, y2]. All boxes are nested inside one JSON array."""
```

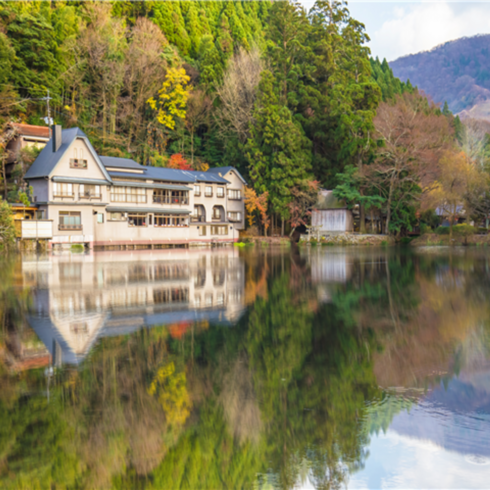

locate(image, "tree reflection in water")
[[0, 248, 489, 489]]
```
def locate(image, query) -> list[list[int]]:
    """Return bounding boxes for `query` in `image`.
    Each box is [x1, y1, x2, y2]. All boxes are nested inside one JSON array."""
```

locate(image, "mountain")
[[390, 34, 490, 118]]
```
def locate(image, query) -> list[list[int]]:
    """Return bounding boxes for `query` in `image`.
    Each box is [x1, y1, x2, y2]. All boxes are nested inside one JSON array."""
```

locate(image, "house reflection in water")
[[24, 249, 246, 366]]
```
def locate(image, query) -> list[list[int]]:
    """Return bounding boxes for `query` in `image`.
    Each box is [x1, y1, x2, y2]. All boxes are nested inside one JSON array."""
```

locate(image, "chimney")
[[52, 124, 62, 152]]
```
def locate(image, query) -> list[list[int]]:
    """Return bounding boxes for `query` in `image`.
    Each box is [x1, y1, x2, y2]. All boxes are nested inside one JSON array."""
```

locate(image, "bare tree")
[[215, 46, 263, 143], [120, 18, 168, 152], [70, 3, 127, 140], [185, 89, 212, 165], [367, 93, 453, 233], [460, 118, 490, 171]]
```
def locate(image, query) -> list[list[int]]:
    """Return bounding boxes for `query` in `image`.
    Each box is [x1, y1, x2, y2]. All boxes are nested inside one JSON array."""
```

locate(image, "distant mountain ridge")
[[390, 34, 490, 119]]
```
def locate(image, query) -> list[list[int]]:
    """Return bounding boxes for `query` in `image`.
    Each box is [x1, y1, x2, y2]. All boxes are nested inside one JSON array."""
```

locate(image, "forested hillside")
[[390, 34, 490, 117], [1, 0, 478, 238]]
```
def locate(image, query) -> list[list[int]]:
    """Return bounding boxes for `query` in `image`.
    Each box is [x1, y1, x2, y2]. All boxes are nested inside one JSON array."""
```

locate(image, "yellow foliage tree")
[[147, 67, 190, 130], [147, 361, 191, 426], [244, 187, 269, 235], [423, 151, 485, 239]]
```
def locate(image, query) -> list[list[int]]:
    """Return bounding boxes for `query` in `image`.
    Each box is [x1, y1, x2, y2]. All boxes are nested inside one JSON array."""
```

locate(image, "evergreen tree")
[[245, 71, 312, 224]]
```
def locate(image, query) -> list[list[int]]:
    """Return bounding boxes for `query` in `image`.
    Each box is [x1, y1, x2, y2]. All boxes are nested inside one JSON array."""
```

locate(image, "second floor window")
[[194, 185, 201, 196], [228, 189, 241, 200], [217, 187, 224, 197], [79, 184, 101, 199], [111, 186, 146, 203], [228, 211, 241, 222], [53, 183, 73, 197], [205, 186, 213, 197]]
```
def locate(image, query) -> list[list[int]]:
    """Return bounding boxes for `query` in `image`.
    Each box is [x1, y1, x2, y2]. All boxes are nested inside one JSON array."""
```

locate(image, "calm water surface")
[[1, 246, 490, 489]]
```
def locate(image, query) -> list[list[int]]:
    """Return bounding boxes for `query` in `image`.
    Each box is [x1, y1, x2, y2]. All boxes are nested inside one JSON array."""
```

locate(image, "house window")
[[70, 158, 88, 169], [228, 189, 241, 200], [59, 211, 81, 230], [199, 226, 207, 236], [153, 190, 188, 204], [211, 225, 228, 236], [53, 183, 73, 198], [110, 187, 146, 203], [128, 213, 147, 227], [97, 213, 104, 224], [212, 207, 223, 220], [154, 214, 188, 227], [217, 187, 224, 198], [228, 211, 241, 222], [205, 186, 213, 197], [79, 184, 101, 199], [109, 212, 126, 221], [194, 185, 201, 196], [36, 210, 45, 219]]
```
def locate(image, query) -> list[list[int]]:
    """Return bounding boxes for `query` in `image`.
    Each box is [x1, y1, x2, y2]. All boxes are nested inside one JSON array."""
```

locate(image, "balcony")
[[79, 192, 101, 200], [59, 224, 83, 231], [53, 193, 74, 199], [191, 215, 206, 223], [153, 196, 189, 205]]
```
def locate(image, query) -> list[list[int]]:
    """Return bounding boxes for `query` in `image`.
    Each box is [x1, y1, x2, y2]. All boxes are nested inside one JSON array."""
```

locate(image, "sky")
[[299, 1, 490, 62]]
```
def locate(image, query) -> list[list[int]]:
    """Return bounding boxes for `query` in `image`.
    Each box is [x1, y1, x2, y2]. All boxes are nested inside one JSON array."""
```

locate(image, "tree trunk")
[[360, 201, 366, 234], [281, 218, 284, 237], [385, 174, 395, 235], [1, 156, 7, 200], [102, 90, 107, 142]]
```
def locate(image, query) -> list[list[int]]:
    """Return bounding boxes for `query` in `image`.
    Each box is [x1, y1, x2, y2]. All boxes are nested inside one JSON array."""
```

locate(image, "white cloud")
[[367, 1, 490, 61]]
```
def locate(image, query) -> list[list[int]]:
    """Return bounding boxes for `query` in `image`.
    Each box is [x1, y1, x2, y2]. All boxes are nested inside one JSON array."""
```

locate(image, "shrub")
[[399, 237, 413, 244], [71, 244, 84, 253], [0, 199, 16, 252], [453, 224, 476, 237], [435, 226, 450, 235], [420, 223, 432, 234]]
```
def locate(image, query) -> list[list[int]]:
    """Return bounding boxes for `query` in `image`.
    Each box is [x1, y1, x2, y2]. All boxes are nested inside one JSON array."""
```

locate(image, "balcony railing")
[[79, 192, 101, 199], [59, 224, 83, 231], [153, 196, 189, 205], [53, 193, 74, 198], [191, 215, 206, 223]]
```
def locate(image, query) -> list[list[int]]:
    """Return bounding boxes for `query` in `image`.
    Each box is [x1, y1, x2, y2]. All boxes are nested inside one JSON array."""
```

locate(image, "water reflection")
[[23, 250, 246, 365], [1, 247, 490, 488]]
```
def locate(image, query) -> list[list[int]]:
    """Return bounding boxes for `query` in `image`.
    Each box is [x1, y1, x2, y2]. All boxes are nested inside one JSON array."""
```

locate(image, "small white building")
[[311, 190, 353, 233]]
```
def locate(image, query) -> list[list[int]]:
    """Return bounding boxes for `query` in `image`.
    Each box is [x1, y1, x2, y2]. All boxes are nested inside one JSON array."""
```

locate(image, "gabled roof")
[[24, 127, 112, 182], [100, 156, 143, 170], [206, 166, 247, 184]]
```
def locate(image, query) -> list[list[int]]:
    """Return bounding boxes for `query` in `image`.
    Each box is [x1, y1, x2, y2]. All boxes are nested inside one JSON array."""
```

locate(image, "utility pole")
[[41, 89, 52, 137]]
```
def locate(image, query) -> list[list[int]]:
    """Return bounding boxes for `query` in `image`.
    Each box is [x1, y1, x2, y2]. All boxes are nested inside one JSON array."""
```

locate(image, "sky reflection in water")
[[1, 247, 490, 489]]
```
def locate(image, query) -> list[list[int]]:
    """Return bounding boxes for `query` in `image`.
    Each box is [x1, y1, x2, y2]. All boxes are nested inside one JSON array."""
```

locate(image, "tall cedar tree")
[[246, 70, 312, 227]]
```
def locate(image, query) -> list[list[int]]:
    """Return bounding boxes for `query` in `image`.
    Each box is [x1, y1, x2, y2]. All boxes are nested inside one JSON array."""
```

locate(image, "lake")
[[1, 246, 490, 489]]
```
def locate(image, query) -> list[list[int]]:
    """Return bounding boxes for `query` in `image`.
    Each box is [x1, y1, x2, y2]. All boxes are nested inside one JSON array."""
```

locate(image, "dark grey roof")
[[106, 206, 191, 214], [100, 156, 143, 170], [108, 168, 197, 184], [52, 176, 111, 186], [112, 181, 191, 191], [24, 127, 112, 182], [206, 166, 247, 184], [192, 171, 230, 184]]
